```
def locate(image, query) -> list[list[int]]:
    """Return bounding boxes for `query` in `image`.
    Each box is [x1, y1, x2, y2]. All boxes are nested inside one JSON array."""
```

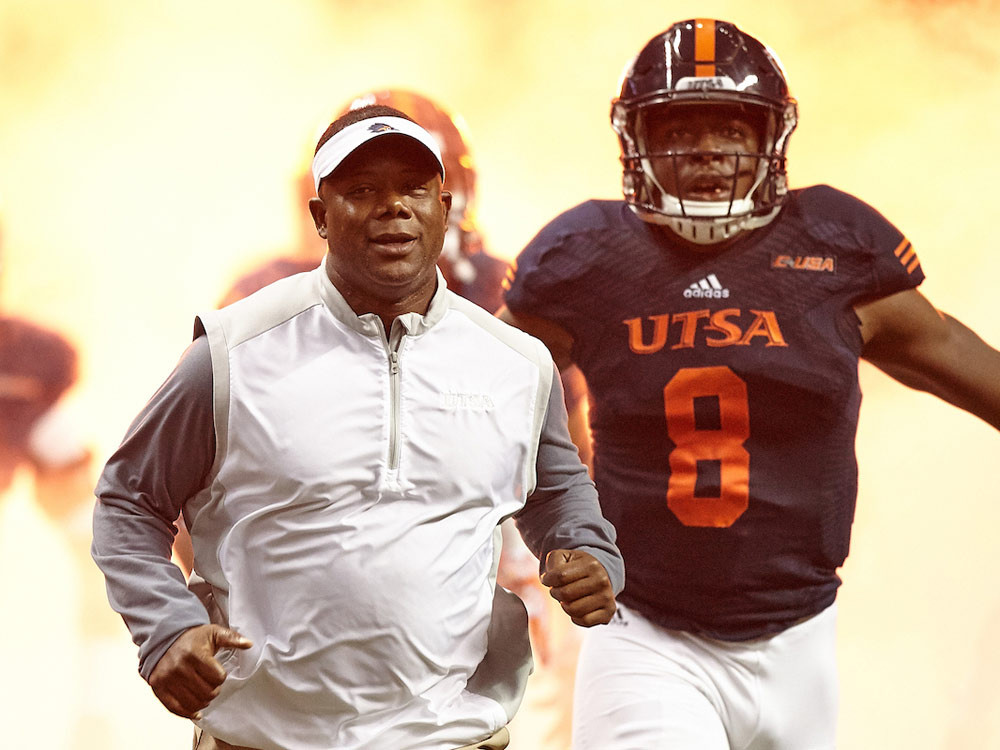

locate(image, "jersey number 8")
[[663, 366, 750, 527]]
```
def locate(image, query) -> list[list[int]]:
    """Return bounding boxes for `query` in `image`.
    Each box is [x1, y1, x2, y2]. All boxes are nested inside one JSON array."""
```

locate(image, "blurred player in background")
[[500, 18, 1000, 749], [0, 315, 86, 502], [0, 215, 91, 514]]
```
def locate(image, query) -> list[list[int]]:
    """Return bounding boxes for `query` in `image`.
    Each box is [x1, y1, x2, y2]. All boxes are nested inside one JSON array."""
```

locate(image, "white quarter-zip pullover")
[[93, 266, 623, 750]]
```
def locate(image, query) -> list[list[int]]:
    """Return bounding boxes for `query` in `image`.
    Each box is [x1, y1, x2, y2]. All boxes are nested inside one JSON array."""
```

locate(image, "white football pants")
[[571, 602, 838, 750]]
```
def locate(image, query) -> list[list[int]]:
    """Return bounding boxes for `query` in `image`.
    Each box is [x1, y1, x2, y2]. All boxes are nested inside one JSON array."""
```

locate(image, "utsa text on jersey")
[[623, 308, 787, 353]]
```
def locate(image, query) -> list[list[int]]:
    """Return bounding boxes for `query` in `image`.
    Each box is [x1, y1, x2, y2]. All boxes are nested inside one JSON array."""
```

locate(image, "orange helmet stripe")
[[694, 19, 717, 77]]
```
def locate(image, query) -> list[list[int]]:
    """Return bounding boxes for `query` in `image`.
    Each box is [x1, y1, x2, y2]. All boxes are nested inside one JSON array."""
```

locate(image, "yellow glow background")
[[2, 0, 999, 747]]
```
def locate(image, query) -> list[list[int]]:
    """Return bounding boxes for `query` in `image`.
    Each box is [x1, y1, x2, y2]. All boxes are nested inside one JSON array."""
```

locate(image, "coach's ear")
[[440, 189, 452, 232], [309, 197, 328, 240]]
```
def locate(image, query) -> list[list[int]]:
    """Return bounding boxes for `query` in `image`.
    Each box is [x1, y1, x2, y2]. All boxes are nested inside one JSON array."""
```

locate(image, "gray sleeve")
[[514, 364, 625, 594], [91, 335, 216, 680]]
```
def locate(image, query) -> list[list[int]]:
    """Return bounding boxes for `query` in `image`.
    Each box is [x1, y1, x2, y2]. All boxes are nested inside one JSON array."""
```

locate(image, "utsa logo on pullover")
[[505, 185, 923, 641]]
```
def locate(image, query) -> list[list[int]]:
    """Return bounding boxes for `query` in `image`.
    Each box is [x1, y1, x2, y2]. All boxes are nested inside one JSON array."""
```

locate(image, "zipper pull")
[[389, 351, 399, 375]]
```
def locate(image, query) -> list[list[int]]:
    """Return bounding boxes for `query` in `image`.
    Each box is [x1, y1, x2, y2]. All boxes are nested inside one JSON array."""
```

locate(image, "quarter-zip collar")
[[314, 261, 451, 338]]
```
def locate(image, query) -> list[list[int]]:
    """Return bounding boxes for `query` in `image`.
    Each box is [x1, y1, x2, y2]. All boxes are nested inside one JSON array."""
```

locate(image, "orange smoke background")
[[2, 0, 999, 747]]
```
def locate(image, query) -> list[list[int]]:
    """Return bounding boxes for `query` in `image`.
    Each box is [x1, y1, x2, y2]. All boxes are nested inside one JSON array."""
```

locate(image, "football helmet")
[[339, 90, 482, 281], [611, 19, 798, 244]]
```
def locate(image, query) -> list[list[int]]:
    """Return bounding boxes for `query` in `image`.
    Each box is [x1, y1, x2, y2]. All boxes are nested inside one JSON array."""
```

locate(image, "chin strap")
[[631, 202, 781, 245]]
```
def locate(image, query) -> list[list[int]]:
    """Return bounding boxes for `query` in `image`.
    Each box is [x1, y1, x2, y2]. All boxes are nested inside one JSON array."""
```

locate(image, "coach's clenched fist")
[[541, 549, 617, 627], [149, 624, 252, 719]]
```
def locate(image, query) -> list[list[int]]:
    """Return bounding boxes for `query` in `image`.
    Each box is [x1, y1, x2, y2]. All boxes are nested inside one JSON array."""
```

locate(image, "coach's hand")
[[541, 549, 616, 627], [149, 624, 252, 719]]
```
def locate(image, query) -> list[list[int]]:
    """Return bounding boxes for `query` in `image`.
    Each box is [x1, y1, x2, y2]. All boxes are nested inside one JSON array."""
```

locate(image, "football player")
[[498, 18, 1000, 749]]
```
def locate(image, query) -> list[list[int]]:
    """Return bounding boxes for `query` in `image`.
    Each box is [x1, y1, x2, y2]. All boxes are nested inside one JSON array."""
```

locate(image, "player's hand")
[[149, 624, 252, 719], [540, 549, 616, 627]]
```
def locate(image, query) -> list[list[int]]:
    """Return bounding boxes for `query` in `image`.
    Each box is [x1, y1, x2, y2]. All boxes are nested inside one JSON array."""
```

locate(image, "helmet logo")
[[676, 76, 737, 91]]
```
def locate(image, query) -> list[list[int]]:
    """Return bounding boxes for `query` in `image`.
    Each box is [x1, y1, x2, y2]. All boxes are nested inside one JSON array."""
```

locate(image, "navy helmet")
[[612, 19, 798, 243]]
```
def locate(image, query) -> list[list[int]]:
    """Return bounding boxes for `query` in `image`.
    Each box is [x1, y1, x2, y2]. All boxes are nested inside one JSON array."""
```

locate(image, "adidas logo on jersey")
[[683, 274, 730, 299]]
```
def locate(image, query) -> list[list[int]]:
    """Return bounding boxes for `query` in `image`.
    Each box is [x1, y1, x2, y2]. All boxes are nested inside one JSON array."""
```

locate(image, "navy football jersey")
[[504, 185, 924, 640]]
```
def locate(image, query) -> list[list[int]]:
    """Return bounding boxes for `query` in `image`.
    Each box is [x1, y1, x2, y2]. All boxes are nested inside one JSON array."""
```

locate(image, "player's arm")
[[497, 306, 575, 371], [856, 288, 1000, 430]]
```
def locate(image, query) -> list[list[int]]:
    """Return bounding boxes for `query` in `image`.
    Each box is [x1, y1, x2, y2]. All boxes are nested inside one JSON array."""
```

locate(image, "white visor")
[[311, 116, 445, 192]]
